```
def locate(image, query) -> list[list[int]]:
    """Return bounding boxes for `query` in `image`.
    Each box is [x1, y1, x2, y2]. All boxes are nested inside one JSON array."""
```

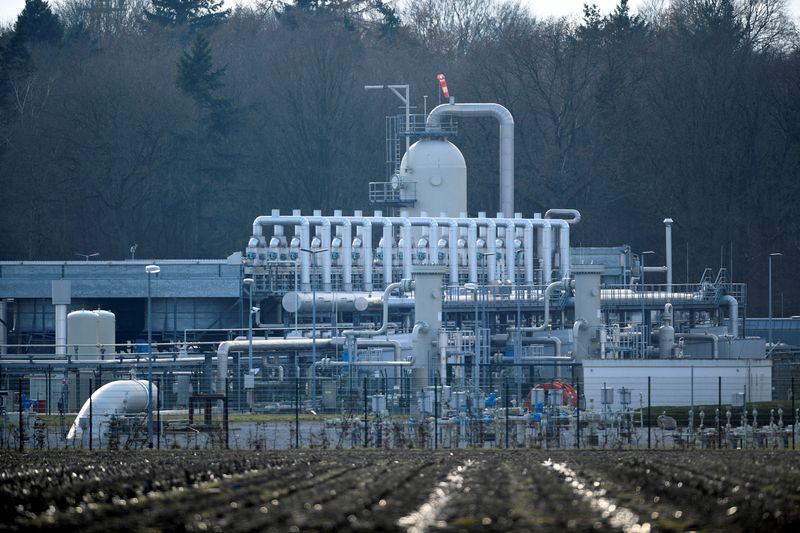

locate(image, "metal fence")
[[1, 369, 797, 451]]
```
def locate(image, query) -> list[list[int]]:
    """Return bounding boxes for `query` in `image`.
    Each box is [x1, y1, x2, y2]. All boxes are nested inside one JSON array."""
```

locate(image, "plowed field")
[[1, 450, 798, 531]]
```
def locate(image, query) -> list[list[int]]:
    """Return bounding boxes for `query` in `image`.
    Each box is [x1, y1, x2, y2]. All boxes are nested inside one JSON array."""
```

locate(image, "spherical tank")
[[67, 310, 99, 360], [399, 139, 466, 218]]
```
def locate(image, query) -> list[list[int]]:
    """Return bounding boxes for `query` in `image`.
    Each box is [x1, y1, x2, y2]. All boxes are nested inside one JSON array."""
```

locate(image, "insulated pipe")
[[498, 333, 562, 357], [252, 215, 311, 290], [676, 332, 719, 359], [514, 216, 536, 285], [473, 216, 498, 282], [348, 216, 373, 291], [558, 222, 571, 278], [341, 281, 409, 341], [372, 215, 394, 287], [307, 216, 332, 290], [67, 380, 157, 442], [400, 216, 440, 264], [541, 222, 553, 283], [54, 303, 67, 357], [435, 217, 460, 284], [573, 318, 588, 358], [327, 217, 352, 291], [427, 103, 515, 216], [664, 218, 673, 292], [495, 217, 517, 283], [439, 329, 448, 381], [520, 280, 566, 333], [216, 338, 335, 395], [454, 218, 478, 283], [545, 209, 582, 225], [720, 295, 739, 338], [387, 217, 413, 280]]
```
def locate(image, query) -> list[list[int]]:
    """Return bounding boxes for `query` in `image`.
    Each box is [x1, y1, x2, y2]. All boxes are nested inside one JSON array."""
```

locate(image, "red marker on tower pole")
[[437, 73, 449, 99]]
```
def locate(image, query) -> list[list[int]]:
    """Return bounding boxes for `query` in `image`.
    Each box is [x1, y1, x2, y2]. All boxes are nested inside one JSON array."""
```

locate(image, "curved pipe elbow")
[[545, 209, 582, 225]]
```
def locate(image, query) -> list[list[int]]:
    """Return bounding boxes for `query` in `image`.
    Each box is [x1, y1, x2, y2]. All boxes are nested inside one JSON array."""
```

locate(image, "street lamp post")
[[301, 247, 328, 408], [243, 277, 255, 412], [769, 252, 782, 346], [145, 264, 161, 448]]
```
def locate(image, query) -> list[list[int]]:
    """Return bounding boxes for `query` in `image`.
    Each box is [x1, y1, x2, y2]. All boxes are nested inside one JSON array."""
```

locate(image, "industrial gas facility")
[[0, 78, 794, 450]]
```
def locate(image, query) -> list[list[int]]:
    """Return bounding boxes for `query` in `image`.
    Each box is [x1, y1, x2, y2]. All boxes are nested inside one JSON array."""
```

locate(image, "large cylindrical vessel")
[[399, 139, 467, 218]]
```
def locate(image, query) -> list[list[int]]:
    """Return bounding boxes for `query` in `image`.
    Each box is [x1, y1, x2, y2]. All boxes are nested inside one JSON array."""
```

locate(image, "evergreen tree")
[[13, 0, 64, 45], [145, 0, 230, 27]]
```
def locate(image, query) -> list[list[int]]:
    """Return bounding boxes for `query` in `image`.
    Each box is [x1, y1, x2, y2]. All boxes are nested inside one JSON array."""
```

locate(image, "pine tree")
[[13, 0, 64, 45], [145, 0, 230, 27]]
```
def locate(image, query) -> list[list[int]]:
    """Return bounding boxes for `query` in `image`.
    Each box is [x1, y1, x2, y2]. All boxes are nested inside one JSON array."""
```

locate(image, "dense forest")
[[1, 0, 799, 314]]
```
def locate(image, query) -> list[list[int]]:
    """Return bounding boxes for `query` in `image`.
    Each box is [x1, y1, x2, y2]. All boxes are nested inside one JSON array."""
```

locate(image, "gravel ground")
[[1, 450, 799, 531]]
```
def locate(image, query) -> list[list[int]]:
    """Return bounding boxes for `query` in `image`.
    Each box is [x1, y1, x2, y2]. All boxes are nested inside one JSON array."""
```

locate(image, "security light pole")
[[145, 264, 160, 448]]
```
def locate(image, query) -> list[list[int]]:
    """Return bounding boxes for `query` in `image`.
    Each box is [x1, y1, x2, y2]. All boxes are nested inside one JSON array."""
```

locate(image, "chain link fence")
[[2, 364, 797, 451]]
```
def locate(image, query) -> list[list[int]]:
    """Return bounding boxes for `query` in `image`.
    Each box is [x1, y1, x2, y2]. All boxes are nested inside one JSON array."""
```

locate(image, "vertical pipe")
[[792, 376, 795, 450], [147, 273, 153, 448], [382, 218, 393, 287], [486, 218, 497, 282], [541, 223, 552, 284], [559, 223, 570, 279], [523, 220, 534, 285], [664, 218, 673, 292]]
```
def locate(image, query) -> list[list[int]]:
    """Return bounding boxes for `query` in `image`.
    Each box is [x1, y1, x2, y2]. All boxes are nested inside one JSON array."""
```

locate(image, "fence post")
[[295, 376, 300, 449], [791, 376, 797, 450], [89, 379, 93, 451], [647, 376, 651, 450], [576, 379, 581, 449], [434, 375, 439, 450], [504, 379, 509, 449], [718, 376, 722, 449], [156, 377, 161, 450], [363, 378, 368, 448], [224, 377, 230, 450], [18, 378, 24, 452]]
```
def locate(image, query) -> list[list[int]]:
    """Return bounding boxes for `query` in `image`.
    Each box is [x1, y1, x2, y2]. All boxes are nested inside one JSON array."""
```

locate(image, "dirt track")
[[1, 450, 799, 531]]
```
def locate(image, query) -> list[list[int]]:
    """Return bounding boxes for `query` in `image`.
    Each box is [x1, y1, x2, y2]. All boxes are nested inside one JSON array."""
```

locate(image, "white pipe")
[[455, 218, 478, 283], [435, 217, 459, 285], [216, 338, 336, 395], [342, 281, 408, 340], [252, 215, 311, 290], [664, 218, 673, 292], [720, 295, 739, 338], [558, 222, 571, 278], [67, 380, 157, 442], [373, 215, 394, 287], [514, 216, 535, 285], [494, 217, 516, 283], [427, 103, 515, 216], [55, 303, 67, 357], [388, 217, 413, 280], [676, 332, 719, 359], [438, 329, 448, 380], [544, 209, 582, 225], [348, 216, 373, 291], [520, 280, 566, 332], [328, 217, 352, 291]]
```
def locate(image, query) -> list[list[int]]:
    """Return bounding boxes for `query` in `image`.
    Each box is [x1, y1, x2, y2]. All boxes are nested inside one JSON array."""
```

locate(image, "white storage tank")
[[66, 309, 116, 359], [399, 138, 466, 218]]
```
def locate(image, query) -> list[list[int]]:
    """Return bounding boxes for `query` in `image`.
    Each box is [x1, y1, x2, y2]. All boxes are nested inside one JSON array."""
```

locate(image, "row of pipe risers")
[[246, 212, 579, 291]]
